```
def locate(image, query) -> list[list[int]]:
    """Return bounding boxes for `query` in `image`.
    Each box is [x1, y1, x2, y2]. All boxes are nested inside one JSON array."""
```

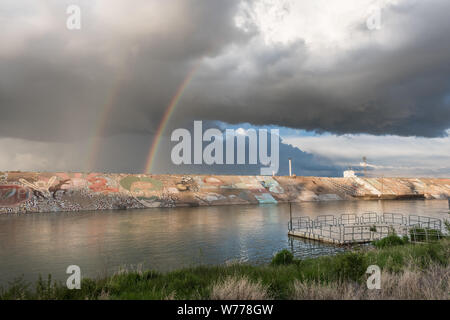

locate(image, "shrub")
[[373, 234, 407, 248], [36, 274, 57, 300], [271, 249, 295, 266], [334, 252, 367, 282], [444, 220, 450, 234], [0, 276, 31, 300]]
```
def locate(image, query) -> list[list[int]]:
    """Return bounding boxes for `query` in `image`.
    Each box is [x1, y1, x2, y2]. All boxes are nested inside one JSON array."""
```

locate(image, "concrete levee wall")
[[0, 172, 449, 213]]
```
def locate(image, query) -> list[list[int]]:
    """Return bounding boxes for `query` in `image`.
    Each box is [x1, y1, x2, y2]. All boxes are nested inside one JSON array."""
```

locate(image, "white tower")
[[288, 158, 292, 177]]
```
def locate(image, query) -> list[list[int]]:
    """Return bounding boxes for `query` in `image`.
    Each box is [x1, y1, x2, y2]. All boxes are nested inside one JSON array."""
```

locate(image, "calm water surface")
[[0, 200, 448, 285]]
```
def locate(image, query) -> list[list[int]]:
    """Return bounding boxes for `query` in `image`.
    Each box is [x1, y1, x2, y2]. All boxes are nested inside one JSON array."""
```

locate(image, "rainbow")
[[85, 73, 123, 172], [84, 66, 125, 172], [143, 66, 197, 173]]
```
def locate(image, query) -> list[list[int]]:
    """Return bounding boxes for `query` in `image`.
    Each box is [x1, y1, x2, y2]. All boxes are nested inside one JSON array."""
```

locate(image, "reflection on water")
[[289, 237, 350, 259], [0, 200, 448, 285]]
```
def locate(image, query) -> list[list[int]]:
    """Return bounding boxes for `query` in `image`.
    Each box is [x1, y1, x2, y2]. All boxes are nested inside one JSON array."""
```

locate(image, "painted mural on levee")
[[0, 171, 449, 214]]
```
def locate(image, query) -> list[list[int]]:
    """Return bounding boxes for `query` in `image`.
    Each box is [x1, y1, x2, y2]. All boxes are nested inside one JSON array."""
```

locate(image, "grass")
[[210, 277, 270, 300], [372, 233, 409, 248], [292, 263, 449, 300], [1, 238, 448, 300]]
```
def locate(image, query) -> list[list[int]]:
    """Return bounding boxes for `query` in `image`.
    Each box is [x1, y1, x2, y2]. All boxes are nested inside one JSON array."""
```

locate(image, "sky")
[[0, 0, 449, 177]]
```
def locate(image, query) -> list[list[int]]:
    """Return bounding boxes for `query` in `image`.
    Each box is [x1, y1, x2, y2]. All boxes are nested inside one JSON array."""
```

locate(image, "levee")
[[0, 171, 449, 213]]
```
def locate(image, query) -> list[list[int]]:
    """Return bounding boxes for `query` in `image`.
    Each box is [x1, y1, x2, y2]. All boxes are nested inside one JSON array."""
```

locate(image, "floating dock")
[[288, 213, 443, 245]]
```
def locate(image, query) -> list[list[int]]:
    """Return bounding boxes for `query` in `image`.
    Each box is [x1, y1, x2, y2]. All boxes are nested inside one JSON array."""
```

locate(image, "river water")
[[0, 199, 448, 286]]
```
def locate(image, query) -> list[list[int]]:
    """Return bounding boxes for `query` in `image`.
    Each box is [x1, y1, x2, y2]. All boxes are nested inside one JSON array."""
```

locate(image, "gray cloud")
[[0, 0, 247, 143], [186, 0, 450, 137], [1, 0, 450, 173]]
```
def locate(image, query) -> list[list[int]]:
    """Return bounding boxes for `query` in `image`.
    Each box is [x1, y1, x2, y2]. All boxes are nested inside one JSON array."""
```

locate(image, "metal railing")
[[382, 212, 407, 225], [314, 215, 337, 226], [288, 216, 311, 231], [360, 212, 379, 224], [289, 212, 444, 244], [409, 215, 441, 230], [409, 226, 444, 242], [339, 214, 358, 225]]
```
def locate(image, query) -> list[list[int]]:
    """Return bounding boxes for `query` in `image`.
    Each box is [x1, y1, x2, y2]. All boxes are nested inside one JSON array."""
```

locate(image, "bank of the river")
[[1, 171, 449, 213], [1, 238, 448, 300]]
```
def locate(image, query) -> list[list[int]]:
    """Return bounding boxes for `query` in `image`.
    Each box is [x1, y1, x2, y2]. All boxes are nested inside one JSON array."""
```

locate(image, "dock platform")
[[288, 213, 443, 245]]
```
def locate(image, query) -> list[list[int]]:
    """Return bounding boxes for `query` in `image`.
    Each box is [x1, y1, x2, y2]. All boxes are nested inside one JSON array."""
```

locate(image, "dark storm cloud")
[[184, 0, 450, 137], [1, 0, 450, 172], [1, 0, 450, 144], [0, 0, 248, 142]]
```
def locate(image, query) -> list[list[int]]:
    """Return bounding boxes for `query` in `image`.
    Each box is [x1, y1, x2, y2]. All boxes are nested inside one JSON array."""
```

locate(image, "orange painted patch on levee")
[[0, 172, 449, 213]]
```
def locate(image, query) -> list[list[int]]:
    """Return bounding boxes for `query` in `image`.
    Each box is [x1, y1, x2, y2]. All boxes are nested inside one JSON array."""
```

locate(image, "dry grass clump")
[[210, 276, 271, 300], [97, 289, 110, 300], [367, 263, 449, 300], [293, 263, 449, 300], [163, 292, 177, 300], [114, 263, 144, 276], [293, 281, 364, 300]]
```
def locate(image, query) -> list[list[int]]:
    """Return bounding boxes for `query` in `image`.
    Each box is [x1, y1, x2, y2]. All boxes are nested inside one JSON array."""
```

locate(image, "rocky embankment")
[[0, 172, 449, 213]]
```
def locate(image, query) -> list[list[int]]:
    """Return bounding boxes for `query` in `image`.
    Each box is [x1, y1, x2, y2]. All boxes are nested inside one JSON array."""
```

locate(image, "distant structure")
[[288, 158, 292, 177], [343, 170, 357, 178], [362, 156, 368, 177]]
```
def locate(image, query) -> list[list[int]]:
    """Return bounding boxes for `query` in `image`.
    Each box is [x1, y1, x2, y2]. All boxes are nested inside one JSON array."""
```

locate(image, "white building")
[[343, 170, 357, 178]]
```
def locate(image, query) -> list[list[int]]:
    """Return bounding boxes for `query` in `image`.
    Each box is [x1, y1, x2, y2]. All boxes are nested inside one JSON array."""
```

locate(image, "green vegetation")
[[1, 239, 448, 300], [372, 233, 409, 248], [444, 219, 450, 233], [270, 249, 297, 266], [409, 227, 444, 242], [333, 252, 367, 281]]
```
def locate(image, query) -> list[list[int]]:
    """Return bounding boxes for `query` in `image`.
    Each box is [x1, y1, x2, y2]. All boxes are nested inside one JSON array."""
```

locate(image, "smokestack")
[[289, 158, 292, 177]]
